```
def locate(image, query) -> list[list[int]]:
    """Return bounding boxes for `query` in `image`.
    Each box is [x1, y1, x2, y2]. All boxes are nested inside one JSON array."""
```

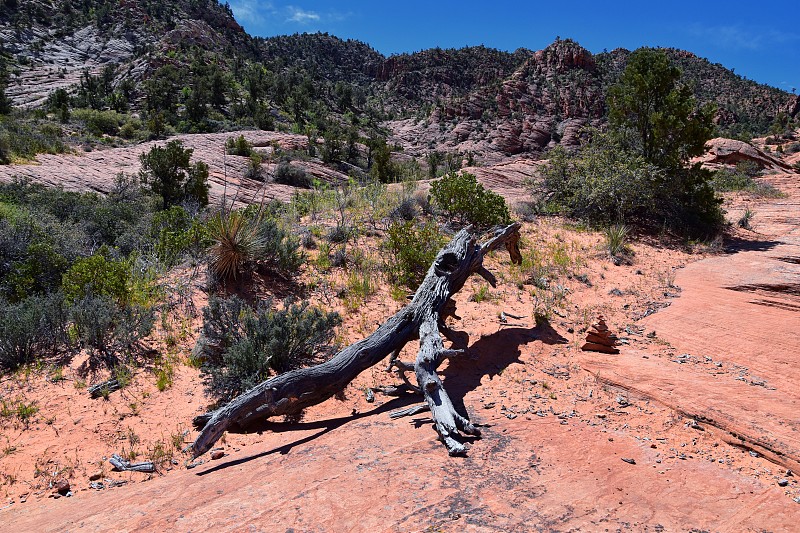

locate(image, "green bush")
[[207, 207, 303, 281], [710, 165, 784, 199], [0, 294, 66, 371], [539, 133, 664, 223], [383, 220, 446, 288], [0, 115, 68, 163], [274, 161, 311, 188], [430, 171, 510, 227], [62, 251, 130, 305], [139, 140, 209, 209], [540, 129, 724, 234], [199, 295, 341, 400], [72, 108, 122, 136], [225, 134, 254, 156], [244, 153, 264, 181], [151, 206, 209, 267]]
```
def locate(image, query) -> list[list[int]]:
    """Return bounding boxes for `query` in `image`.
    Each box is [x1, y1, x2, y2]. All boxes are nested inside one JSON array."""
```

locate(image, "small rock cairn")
[[581, 316, 619, 354]]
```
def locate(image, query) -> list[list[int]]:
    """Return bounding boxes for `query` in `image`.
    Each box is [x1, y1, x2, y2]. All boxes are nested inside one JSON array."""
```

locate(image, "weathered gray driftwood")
[[88, 378, 122, 399], [190, 223, 522, 457], [109, 454, 156, 473]]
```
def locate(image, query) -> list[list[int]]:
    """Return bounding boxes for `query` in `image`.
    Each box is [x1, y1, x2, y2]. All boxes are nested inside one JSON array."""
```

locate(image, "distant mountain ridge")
[[1, 0, 795, 162]]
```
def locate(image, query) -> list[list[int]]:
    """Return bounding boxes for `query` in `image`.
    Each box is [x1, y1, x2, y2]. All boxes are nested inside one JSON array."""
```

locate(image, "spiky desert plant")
[[737, 208, 754, 230], [207, 209, 264, 280], [603, 223, 630, 259]]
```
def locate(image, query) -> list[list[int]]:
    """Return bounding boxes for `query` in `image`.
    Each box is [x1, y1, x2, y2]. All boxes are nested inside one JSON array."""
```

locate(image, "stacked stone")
[[581, 316, 619, 354]]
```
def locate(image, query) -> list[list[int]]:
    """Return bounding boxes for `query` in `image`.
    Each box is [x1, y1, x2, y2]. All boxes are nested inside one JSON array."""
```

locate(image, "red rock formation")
[[697, 137, 792, 172]]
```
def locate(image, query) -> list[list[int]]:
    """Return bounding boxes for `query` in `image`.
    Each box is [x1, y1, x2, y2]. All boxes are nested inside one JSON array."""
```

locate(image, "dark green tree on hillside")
[[608, 48, 721, 233], [608, 48, 715, 172], [541, 48, 722, 235], [139, 141, 209, 209]]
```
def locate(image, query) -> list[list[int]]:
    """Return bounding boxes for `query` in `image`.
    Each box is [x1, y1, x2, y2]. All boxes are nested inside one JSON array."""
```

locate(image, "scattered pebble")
[[89, 472, 102, 481], [621, 458, 636, 465], [210, 450, 225, 460], [749, 451, 759, 458], [778, 479, 789, 487]]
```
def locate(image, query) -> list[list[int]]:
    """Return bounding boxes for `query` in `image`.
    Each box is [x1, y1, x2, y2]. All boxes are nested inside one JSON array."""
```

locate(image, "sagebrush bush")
[[273, 161, 311, 188], [69, 293, 155, 365], [430, 171, 510, 227], [199, 295, 341, 400], [0, 294, 66, 370], [383, 221, 447, 288]]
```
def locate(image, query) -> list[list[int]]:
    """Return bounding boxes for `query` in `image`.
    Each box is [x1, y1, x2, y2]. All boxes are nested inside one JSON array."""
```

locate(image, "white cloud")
[[229, 0, 273, 25], [689, 24, 798, 51], [286, 6, 321, 24]]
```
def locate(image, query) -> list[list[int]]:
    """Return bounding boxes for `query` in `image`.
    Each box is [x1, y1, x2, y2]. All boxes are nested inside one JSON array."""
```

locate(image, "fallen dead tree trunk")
[[190, 223, 522, 457]]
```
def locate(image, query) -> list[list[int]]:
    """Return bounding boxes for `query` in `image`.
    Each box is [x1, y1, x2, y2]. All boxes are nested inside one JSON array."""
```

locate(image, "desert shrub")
[[326, 223, 351, 244], [72, 108, 122, 136], [0, 294, 67, 371], [69, 293, 155, 364], [430, 171, 510, 227], [0, 210, 72, 302], [207, 207, 303, 281], [62, 250, 130, 305], [710, 165, 784, 198], [539, 134, 664, 224], [139, 140, 209, 209], [541, 130, 723, 234], [151, 206, 209, 267], [244, 153, 264, 181], [118, 119, 140, 140], [257, 216, 304, 274], [0, 115, 68, 162], [383, 220, 447, 288], [225, 134, 253, 156], [389, 197, 418, 221], [200, 295, 341, 400], [273, 161, 311, 188]]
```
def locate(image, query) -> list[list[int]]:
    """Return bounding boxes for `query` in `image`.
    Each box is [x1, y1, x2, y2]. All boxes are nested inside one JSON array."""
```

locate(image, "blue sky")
[[228, 0, 799, 93]]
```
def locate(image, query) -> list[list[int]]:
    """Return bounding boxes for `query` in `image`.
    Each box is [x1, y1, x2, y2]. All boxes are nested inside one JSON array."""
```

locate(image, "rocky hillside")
[[0, 1, 795, 164], [0, 0, 254, 108]]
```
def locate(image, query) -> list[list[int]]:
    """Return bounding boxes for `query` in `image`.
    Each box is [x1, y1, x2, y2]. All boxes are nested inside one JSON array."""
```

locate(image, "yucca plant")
[[603, 223, 630, 259], [207, 209, 265, 280]]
